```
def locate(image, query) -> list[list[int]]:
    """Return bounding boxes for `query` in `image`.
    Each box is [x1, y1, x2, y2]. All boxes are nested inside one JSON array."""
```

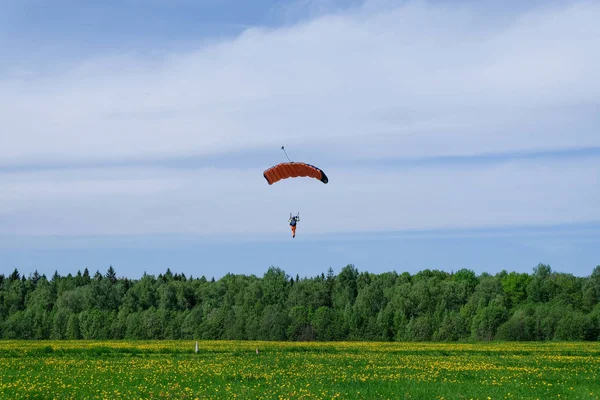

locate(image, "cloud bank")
[[2, 0, 599, 164], [1, 155, 598, 235]]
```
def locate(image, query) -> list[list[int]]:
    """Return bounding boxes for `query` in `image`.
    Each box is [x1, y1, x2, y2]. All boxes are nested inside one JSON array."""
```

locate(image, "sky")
[[1, 0, 599, 280]]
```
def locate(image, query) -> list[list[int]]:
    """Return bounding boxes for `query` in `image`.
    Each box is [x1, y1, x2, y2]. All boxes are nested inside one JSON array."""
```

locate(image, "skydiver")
[[289, 213, 299, 238]]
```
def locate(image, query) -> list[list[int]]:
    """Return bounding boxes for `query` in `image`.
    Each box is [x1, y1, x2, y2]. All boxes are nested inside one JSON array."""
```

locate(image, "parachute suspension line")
[[281, 146, 292, 162]]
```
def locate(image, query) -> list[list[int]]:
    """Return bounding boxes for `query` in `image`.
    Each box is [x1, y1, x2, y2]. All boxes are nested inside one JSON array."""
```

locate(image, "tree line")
[[1, 263, 599, 341]]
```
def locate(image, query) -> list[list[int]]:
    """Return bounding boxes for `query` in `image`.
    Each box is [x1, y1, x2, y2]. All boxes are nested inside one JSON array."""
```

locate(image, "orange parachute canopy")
[[263, 162, 329, 185]]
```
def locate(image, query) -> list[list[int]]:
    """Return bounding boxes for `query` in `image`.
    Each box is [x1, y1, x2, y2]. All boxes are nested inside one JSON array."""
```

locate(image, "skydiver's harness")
[[289, 213, 300, 226]]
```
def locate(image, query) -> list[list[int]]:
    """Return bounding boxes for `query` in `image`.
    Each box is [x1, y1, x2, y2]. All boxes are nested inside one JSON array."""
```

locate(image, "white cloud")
[[1, 0, 599, 166], [1, 156, 598, 236]]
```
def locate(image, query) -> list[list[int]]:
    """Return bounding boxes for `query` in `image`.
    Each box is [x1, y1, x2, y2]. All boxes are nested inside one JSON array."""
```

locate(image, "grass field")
[[0, 340, 598, 399]]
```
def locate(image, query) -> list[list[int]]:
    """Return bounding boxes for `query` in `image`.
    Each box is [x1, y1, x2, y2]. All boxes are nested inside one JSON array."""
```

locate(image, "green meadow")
[[0, 340, 598, 399]]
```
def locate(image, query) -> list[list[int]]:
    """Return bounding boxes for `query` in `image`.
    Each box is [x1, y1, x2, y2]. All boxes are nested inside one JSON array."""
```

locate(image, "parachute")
[[263, 146, 329, 185], [263, 162, 329, 185]]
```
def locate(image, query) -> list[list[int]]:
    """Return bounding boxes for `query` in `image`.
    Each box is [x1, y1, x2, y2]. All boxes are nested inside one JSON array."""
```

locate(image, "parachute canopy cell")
[[263, 162, 329, 185]]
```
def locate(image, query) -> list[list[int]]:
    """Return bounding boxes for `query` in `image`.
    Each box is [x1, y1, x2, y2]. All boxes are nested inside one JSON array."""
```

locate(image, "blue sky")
[[1, 0, 599, 280]]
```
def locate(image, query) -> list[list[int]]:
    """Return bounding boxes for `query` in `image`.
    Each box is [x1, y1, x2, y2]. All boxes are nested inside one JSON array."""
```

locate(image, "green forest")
[[1, 263, 600, 341]]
